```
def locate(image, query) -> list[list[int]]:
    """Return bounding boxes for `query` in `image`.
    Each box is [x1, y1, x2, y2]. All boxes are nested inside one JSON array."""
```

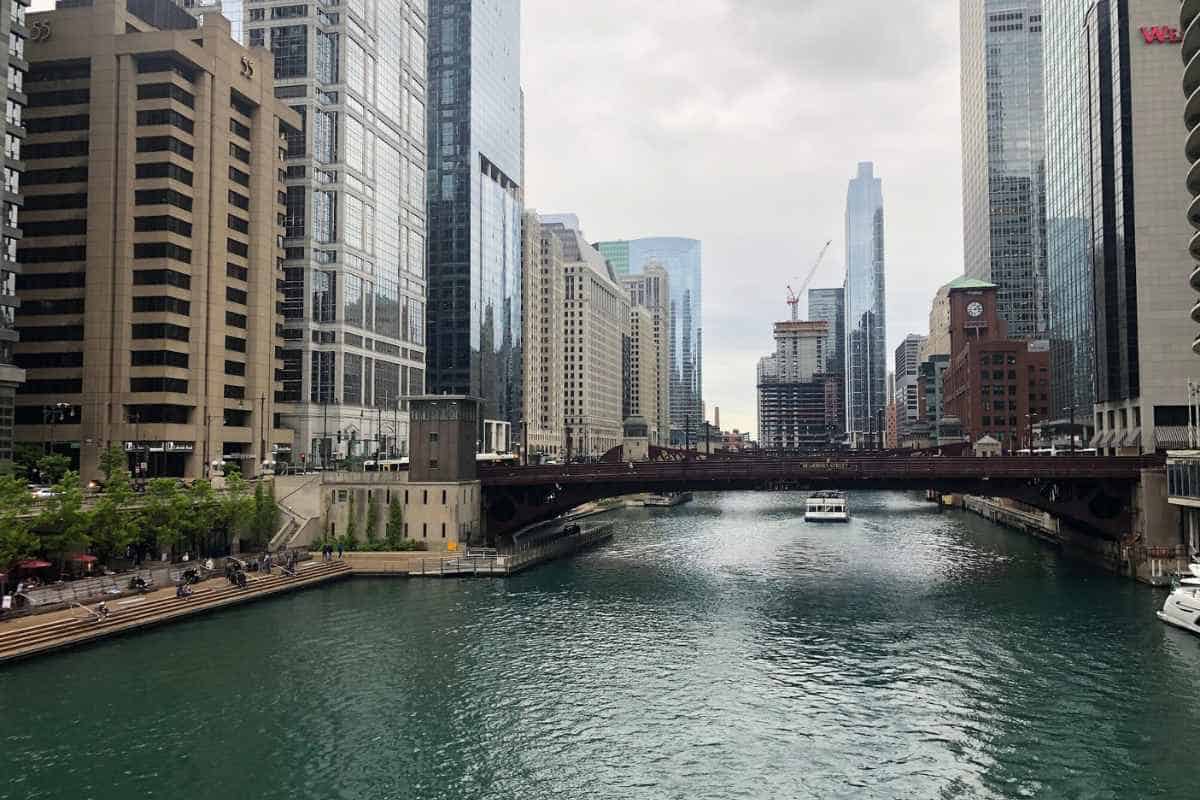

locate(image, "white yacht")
[[804, 491, 849, 523], [1157, 563, 1200, 637]]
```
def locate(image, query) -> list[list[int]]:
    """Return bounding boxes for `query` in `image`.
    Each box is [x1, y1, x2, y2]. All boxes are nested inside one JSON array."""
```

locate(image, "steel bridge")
[[478, 455, 1163, 539]]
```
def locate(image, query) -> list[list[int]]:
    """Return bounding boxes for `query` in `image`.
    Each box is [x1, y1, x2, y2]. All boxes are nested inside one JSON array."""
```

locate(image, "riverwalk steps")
[[0, 560, 351, 665], [0, 522, 616, 664]]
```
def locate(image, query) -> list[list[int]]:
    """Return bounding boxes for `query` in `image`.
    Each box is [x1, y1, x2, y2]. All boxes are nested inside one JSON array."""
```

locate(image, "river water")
[[2, 492, 1199, 799]]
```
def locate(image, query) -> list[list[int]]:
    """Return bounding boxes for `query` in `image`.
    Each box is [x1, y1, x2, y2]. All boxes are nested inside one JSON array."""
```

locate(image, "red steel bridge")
[[478, 454, 1164, 539]]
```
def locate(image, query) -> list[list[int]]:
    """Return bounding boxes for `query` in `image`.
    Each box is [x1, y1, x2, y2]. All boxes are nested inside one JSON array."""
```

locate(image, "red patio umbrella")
[[16, 560, 51, 569], [69, 555, 97, 563]]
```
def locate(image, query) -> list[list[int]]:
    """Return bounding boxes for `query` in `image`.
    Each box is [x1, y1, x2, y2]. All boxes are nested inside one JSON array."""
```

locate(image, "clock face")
[[967, 302, 984, 319]]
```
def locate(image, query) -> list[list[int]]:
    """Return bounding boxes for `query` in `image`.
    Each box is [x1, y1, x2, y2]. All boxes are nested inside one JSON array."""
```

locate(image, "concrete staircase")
[[0, 560, 350, 664]]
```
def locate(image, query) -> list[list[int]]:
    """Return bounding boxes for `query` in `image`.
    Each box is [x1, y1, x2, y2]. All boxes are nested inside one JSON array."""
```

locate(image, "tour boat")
[[804, 491, 849, 523], [1156, 563, 1200, 637], [643, 492, 693, 508]]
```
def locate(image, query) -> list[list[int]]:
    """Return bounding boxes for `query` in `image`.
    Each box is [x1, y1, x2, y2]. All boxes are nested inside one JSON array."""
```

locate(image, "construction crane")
[[786, 239, 833, 321]]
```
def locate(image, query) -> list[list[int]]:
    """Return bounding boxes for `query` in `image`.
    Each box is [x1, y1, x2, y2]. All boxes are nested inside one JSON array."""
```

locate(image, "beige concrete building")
[[622, 264, 670, 446], [520, 211, 564, 459], [543, 218, 629, 458], [1087, 0, 1196, 454], [13, 0, 298, 480], [923, 281, 952, 361]]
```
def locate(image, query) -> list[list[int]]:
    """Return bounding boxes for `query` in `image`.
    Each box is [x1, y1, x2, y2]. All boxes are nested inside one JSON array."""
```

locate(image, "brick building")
[[942, 277, 1051, 451]]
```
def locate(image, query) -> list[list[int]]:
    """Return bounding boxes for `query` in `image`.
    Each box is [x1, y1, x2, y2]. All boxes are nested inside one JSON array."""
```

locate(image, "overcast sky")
[[523, 0, 964, 435]]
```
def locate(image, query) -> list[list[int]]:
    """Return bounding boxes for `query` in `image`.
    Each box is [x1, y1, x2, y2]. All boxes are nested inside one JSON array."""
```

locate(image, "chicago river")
[[2, 492, 1197, 799]]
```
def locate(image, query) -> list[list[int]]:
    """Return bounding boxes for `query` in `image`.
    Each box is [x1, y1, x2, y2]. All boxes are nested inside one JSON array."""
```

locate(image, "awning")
[[69, 554, 97, 563], [16, 560, 51, 569], [1155, 426, 1192, 450], [1122, 429, 1141, 449], [1090, 430, 1109, 448]]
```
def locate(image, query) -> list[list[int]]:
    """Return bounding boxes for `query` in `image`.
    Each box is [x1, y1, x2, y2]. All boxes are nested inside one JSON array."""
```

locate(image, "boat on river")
[[804, 491, 849, 523], [643, 492, 693, 508], [1157, 563, 1200, 637]]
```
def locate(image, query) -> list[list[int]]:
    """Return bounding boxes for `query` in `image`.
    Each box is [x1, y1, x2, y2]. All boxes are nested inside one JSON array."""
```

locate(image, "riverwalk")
[[0, 560, 351, 665], [0, 522, 616, 664]]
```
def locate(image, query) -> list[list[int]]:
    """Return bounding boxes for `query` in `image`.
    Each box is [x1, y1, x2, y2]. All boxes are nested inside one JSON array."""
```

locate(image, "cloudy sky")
[[523, 0, 964, 435]]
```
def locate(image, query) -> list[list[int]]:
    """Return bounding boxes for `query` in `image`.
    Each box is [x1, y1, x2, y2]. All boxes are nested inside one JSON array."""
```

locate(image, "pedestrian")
[[337, 541, 344, 560], [263, 552, 272, 575]]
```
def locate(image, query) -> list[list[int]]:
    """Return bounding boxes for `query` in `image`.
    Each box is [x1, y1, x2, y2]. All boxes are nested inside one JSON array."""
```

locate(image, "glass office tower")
[[844, 163, 886, 447], [427, 0, 524, 437], [1043, 0, 1094, 419], [248, 0, 430, 466], [961, 0, 1048, 340], [595, 237, 703, 445], [807, 287, 845, 378]]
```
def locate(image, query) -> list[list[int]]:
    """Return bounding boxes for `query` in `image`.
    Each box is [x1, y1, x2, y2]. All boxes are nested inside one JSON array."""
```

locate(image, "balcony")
[[1185, 48, 1200, 98], [1186, 9, 1200, 64], [1189, 191, 1200, 229], [1185, 0, 1200, 34]]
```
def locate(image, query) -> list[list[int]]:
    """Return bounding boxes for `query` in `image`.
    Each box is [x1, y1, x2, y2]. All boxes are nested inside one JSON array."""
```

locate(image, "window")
[[132, 350, 188, 368], [270, 25, 308, 79], [224, 384, 245, 399], [227, 263, 248, 282], [18, 325, 85, 342], [134, 215, 192, 237], [23, 193, 87, 211], [13, 351, 83, 369], [225, 311, 246, 329], [228, 165, 250, 187], [228, 190, 250, 211], [17, 272, 85, 290], [132, 323, 189, 342], [24, 115, 89, 134], [135, 188, 193, 212], [134, 242, 191, 264], [225, 335, 246, 352], [136, 83, 195, 108], [22, 140, 89, 160], [135, 162, 193, 186], [227, 214, 249, 234], [227, 238, 249, 258], [230, 118, 251, 140], [132, 295, 190, 315], [137, 136, 194, 159], [224, 360, 245, 376], [25, 88, 90, 107], [133, 269, 190, 289], [226, 286, 247, 305], [16, 297, 84, 315], [131, 377, 188, 393], [23, 166, 88, 185], [136, 108, 193, 134], [18, 245, 86, 263], [22, 219, 87, 237]]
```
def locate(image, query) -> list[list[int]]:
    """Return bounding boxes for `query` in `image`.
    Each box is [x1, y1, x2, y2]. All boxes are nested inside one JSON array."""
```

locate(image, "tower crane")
[[786, 239, 833, 321]]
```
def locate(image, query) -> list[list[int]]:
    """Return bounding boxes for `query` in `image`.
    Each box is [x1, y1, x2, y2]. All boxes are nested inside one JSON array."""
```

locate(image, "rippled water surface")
[[3, 492, 1200, 799]]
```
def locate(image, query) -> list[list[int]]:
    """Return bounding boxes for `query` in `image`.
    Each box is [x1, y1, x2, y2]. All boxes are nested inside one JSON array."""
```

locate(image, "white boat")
[[643, 492, 693, 508], [1156, 563, 1200, 637], [804, 491, 849, 523]]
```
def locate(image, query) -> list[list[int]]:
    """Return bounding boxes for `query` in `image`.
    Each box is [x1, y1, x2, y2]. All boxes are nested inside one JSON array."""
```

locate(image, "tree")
[[36, 453, 71, 485], [12, 442, 41, 481], [385, 496, 403, 549], [344, 490, 360, 548], [178, 480, 218, 557], [35, 471, 91, 564], [98, 443, 128, 483], [365, 491, 379, 545], [218, 467, 254, 544], [87, 457, 139, 563], [140, 478, 183, 557], [0, 474, 38, 568]]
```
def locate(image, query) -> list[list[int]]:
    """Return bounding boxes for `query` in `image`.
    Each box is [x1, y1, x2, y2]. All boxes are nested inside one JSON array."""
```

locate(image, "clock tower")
[[946, 276, 1004, 355]]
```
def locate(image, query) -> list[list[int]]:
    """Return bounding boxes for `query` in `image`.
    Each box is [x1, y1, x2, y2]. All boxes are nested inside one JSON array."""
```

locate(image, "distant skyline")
[[522, 0, 963, 434]]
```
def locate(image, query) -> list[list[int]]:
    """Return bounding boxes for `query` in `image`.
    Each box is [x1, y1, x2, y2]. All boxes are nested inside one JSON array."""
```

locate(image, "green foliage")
[[36, 453, 71, 485], [385, 496, 404, 549], [219, 468, 254, 543], [35, 471, 90, 561], [140, 478, 183, 555], [0, 474, 38, 568], [365, 492, 380, 544], [345, 491, 360, 546], [12, 442, 42, 481], [87, 457, 139, 562], [98, 444, 127, 482]]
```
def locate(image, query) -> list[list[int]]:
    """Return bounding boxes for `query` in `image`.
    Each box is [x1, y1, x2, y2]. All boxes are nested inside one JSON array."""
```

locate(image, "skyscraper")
[[808, 287, 845, 438], [623, 266, 671, 446], [894, 334, 928, 443], [0, 0, 23, 469], [594, 237, 702, 444], [427, 0, 524, 445], [961, 0, 1048, 339], [757, 321, 832, 451], [249, 0, 430, 466], [1043, 0, 1095, 420], [844, 162, 886, 447], [520, 212, 564, 460]]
